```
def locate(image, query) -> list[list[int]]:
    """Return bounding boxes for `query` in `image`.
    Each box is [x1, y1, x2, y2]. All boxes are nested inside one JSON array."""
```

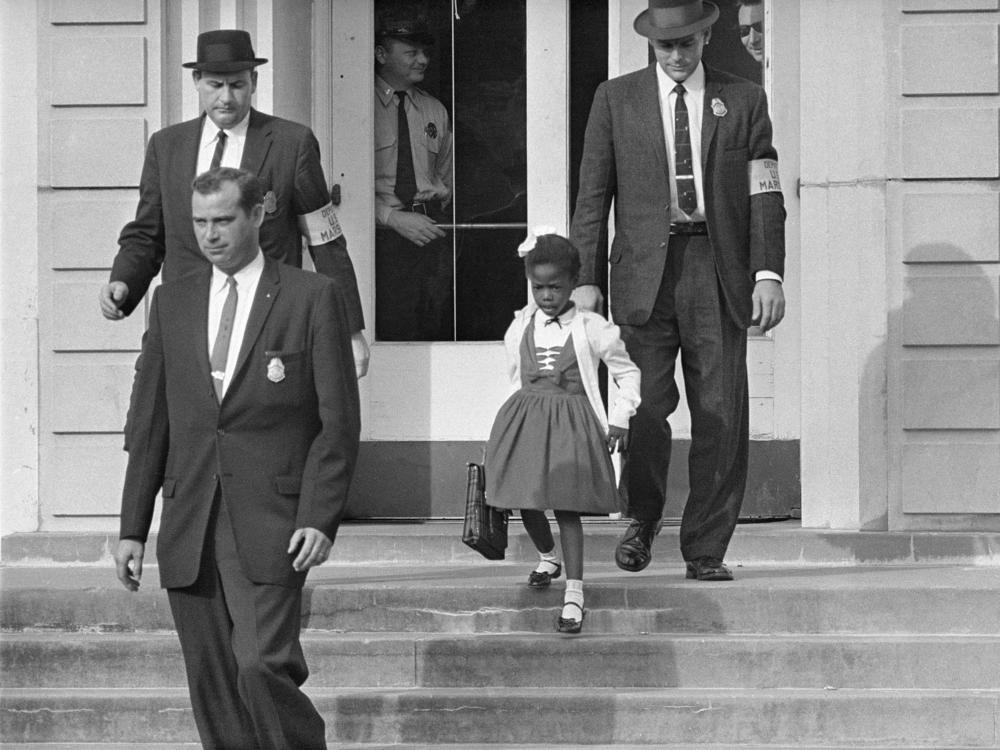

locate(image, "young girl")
[[485, 228, 640, 634]]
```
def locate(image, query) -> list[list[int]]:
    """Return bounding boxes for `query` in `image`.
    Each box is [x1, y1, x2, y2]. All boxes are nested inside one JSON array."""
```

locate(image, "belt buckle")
[[410, 201, 429, 215]]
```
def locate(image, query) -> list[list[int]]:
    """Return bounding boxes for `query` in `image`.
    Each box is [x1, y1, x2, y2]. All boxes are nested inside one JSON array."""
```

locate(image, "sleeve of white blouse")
[[502, 318, 522, 391], [590, 314, 641, 428]]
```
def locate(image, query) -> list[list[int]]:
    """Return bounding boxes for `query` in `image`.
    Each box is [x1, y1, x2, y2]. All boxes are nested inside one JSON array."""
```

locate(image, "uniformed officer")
[[374, 16, 455, 341], [100, 29, 370, 376]]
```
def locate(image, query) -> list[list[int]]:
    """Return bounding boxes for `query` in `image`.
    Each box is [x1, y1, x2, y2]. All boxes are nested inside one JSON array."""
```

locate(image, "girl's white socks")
[[562, 578, 584, 621], [534, 549, 561, 575]]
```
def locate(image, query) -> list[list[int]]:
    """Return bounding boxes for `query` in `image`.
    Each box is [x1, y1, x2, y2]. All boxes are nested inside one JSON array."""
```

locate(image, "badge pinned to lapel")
[[711, 98, 728, 117], [425, 122, 437, 139], [266, 356, 286, 383], [262, 191, 277, 214]]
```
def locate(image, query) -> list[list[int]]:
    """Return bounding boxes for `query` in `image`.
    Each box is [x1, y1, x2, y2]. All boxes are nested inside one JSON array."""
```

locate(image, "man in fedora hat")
[[571, 0, 786, 581], [373, 12, 455, 340], [100, 29, 370, 377]]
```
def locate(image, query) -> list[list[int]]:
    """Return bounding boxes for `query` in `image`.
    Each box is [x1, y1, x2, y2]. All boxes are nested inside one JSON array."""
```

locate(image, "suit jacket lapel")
[[171, 117, 204, 224], [633, 65, 669, 184], [177, 268, 214, 396], [230, 257, 281, 388], [701, 68, 723, 173], [240, 109, 273, 176]]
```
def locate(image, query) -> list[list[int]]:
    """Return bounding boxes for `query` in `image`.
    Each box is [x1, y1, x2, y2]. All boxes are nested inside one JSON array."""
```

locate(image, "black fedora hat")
[[182, 29, 268, 72], [376, 15, 435, 46], [634, 0, 719, 40]]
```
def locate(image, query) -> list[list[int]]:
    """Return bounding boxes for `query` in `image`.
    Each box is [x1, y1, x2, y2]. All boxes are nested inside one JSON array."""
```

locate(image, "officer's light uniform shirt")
[[374, 75, 454, 225]]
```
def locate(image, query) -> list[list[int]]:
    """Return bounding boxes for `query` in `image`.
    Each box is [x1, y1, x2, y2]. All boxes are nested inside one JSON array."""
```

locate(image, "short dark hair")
[[192, 68, 258, 81], [523, 234, 581, 278], [192, 167, 263, 216], [737, 0, 763, 6]]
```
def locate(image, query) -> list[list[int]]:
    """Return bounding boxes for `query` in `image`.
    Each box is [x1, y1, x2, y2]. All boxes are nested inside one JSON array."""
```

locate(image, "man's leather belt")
[[401, 199, 443, 216], [669, 222, 708, 236]]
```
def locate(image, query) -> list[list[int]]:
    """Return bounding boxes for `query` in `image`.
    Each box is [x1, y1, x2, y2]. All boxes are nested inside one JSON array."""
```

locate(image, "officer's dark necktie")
[[210, 130, 227, 170], [394, 91, 417, 206], [210, 276, 237, 402], [673, 84, 698, 216]]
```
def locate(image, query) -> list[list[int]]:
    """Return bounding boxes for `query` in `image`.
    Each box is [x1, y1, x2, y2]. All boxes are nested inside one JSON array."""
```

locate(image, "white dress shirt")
[[656, 63, 781, 283], [208, 251, 264, 398], [657, 62, 707, 223], [196, 112, 250, 175]]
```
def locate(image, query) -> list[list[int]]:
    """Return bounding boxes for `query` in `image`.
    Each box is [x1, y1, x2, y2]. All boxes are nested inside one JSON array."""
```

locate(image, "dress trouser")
[[167, 487, 326, 750], [375, 223, 453, 341], [618, 234, 749, 562]]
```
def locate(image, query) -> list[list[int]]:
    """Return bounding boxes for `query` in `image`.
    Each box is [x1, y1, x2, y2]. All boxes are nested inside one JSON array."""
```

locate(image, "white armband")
[[298, 202, 344, 245], [749, 159, 782, 195]]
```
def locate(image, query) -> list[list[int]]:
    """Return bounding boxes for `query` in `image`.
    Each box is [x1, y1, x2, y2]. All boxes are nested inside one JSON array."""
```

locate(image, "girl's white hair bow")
[[516, 225, 559, 257]]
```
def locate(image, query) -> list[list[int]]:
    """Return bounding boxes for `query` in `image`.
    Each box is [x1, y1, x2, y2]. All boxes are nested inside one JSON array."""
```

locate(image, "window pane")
[[702, 0, 764, 83], [374, 0, 526, 342]]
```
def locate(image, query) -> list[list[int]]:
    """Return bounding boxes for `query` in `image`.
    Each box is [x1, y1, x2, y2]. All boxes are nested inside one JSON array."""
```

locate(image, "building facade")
[[1, 0, 997, 536]]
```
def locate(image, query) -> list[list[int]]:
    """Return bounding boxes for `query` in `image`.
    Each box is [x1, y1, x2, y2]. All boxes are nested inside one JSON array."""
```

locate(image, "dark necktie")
[[672, 84, 698, 216], [210, 130, 227, 170], [544, 316, 562, 328], [394, 91, 417, 206], [210, 276, 237, 402]]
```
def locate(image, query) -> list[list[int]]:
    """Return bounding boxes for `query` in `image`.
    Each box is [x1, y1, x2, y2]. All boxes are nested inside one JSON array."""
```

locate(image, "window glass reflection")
[[698, 0, 764, 83], [374, 0, 527, 342]]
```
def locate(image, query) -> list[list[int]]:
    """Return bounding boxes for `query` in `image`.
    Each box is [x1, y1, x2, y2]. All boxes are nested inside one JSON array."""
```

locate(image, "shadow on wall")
[[857, 242, 999, 530]]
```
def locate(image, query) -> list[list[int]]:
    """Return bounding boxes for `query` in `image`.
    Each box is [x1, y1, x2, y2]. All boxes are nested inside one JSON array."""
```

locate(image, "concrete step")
[[4, 631, 999, 691], [0, 742, 982, 750], [3, 687, 1000, 746], [6, 748, 998, 750], [5, 521, 1000, 566], [4, 564, 1000, 635], [0, 742, 993, 750]]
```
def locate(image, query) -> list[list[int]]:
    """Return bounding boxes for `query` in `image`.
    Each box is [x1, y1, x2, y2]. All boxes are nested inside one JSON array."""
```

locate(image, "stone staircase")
[[2, 521, 1000, 748]]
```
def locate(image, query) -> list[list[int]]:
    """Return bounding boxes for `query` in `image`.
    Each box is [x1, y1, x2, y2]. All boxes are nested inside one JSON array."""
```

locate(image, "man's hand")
[[751, 279, 785, 332], [386, 210, 446, 246], [99, 282, 130, 321], [571, 284, 604, 313], [607, 425, 630, 453], [115, 539, 145, 591], [288, 527, 333, 572], [351, 332, 370, 379]]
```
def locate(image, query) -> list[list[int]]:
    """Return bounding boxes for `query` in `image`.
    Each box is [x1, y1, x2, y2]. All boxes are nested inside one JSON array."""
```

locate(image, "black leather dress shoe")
[[615, 519, 659, 572], [557, 601, 584, 634], [685, 557, 733, 581], [527, 562, 561, 588]]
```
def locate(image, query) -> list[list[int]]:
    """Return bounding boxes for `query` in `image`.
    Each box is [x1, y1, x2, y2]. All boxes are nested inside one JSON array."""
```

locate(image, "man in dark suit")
[[99, 29, 369, 377], [114, 168, 360, 749], [570, 0, 786, 581]]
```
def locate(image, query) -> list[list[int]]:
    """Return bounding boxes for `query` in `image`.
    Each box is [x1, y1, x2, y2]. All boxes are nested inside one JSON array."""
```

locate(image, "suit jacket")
[[570, 64, 785, 329], [112, 109, 365, 331], [119, 258, 361, 589]]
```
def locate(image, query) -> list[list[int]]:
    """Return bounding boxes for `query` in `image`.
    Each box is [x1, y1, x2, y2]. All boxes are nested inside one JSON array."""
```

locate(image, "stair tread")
[[7, 630, 1000, 642], [4, 561, 1000, 590], [6, 686, 1000, 696], [0, 747, 958, 750]]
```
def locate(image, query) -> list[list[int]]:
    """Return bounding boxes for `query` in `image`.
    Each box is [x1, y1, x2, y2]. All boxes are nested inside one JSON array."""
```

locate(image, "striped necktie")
[[673, 84, 697, 216]]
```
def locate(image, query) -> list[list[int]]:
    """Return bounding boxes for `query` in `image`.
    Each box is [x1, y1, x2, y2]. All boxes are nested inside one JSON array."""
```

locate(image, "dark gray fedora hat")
[[634, 0, 719, 40], [182, 29, 268, 72]]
